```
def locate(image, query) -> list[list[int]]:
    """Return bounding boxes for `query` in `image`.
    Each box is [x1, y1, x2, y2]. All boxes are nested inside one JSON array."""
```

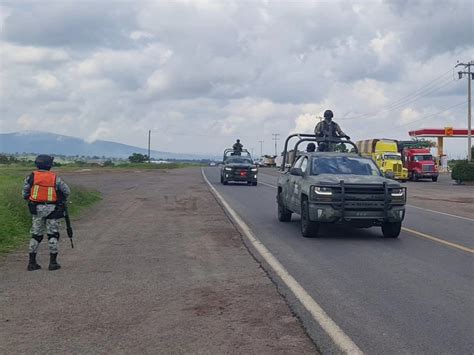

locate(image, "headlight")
[[251, 168, 258, 172], [313, 186, 332, 195], [224, 167, 232, 171], [390, 188, 404, 197]]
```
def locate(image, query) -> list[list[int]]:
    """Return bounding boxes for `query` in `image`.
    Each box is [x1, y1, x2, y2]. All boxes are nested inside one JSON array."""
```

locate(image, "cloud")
[[34, 72, 61, 90], [0, 0, 472, 157]]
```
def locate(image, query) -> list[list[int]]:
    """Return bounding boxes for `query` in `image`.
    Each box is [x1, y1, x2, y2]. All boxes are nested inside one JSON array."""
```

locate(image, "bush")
[[128, 153, 149, 163], [103, 159, 114, 167], [451, 161, 474, 183]]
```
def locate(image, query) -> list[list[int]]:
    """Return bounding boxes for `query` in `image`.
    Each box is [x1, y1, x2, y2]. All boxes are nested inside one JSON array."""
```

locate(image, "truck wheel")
[[277, 193, 292, 222], [223, 179, 228, 185], [252, 181, 257, 186], [432, 176, 438, 182], [220, 175, 224, 183], [301, 199, 319, 238], [381, 222, 401, 238]]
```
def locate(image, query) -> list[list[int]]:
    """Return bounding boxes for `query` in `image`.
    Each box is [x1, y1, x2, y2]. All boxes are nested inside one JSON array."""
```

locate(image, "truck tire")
[[432, 176, 438, 182], [381, 222, 401, 238], [301, 198, 319, 238], [252, 181, 258, 186], [277, 193, 292, 222], [223, 179, 228, 185]]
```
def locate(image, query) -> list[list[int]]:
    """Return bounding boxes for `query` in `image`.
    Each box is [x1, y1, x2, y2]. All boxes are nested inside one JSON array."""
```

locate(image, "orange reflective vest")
[[29, 171, 58, 203]]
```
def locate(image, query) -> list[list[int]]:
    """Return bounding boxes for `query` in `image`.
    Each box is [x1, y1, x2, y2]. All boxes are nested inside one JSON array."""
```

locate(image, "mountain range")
[[0, 131, 217, 160]]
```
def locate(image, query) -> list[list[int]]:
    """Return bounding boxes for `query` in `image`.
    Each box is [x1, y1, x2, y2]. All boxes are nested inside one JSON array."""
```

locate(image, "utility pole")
[[259, 140, 264, 157], [148, 130, 151, 163], [272, 133, 280, 157], [456, 61, 473, 161]]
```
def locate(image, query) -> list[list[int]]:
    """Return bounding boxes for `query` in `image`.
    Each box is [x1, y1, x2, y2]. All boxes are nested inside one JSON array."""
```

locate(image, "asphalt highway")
[[203, 167, 474, 354]]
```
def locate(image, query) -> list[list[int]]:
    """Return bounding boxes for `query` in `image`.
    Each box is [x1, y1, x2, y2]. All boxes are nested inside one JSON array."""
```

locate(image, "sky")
[[0, 0, 473, 158]]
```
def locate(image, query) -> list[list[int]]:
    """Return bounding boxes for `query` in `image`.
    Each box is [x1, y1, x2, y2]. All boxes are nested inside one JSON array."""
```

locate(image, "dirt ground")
[[0, 168, 316, 354]]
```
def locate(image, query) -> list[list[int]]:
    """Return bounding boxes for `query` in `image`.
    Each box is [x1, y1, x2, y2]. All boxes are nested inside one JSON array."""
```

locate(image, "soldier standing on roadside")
[[23, 155, 70, 271]]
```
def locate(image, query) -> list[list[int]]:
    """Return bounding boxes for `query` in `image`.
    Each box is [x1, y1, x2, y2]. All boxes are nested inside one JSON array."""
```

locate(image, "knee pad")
[[47, 233, 60, 240], [32, 234, 44, 243]]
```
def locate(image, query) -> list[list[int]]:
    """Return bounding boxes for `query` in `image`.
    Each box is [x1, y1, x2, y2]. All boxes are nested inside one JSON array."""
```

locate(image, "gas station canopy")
[[408, 127, 470, 159], [409, 128, 469, 137]]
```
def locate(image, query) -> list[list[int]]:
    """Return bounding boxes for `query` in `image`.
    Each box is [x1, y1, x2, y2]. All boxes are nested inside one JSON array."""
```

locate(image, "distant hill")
[[0, 131, 217, 160]]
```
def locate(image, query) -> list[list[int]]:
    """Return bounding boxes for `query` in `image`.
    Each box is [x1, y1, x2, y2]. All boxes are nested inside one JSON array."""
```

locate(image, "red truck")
[[397, 141, 439, 182]]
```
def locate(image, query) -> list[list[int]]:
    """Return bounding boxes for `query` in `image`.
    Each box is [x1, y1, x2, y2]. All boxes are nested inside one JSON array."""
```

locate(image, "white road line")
[[202, 169, 362, 354], [406, 204, 474, 222], [258, 180, 473, 223], [259, 181, 277, 189]]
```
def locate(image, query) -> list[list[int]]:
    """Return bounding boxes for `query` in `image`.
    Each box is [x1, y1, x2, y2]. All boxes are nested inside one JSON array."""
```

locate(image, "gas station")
[[408, 128, 470, 171]]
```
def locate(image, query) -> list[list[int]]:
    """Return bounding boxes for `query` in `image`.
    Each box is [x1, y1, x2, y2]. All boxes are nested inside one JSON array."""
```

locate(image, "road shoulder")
[[0, 168, 316, 354]]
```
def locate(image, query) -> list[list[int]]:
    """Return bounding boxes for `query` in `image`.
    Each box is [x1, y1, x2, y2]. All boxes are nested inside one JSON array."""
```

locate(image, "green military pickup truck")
[[277, 134, 406, 238], [221, 148, 258, 186]]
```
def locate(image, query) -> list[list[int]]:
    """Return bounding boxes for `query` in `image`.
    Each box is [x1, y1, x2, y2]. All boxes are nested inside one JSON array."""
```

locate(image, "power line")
[[372, 100, 467, 137], [341, 68, 456, 120]]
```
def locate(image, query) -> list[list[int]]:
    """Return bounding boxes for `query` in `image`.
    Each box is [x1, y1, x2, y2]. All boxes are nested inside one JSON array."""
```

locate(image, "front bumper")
[[414, 171, 438, 179], [223, 172, 258, 182], [308, 203, 405, 224]]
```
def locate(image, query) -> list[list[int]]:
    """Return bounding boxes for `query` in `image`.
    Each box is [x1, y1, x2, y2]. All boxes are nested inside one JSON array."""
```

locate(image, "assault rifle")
[[63, 204, 74, 248]]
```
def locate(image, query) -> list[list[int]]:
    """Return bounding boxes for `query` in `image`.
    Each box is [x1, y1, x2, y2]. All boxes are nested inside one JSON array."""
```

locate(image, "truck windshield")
[[311, 156, 381, 176], [226, 158, 253, 164], [384, 154, 401, 160], [412, 155, 433, 162]]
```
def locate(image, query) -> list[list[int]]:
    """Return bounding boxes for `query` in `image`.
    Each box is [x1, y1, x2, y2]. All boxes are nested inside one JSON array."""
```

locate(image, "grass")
[[0, 161, 199, 253], [0, 168, 102, 253]]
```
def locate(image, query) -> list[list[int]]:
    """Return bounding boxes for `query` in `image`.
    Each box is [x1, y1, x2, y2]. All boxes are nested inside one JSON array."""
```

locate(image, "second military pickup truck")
[[221, 148, 258, 185], [277, 134, 406, 238]]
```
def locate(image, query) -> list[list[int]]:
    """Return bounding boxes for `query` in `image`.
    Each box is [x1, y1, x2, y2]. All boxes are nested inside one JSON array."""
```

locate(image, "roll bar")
[[280, 134, 359, 170], [223, 148, 251, 162]]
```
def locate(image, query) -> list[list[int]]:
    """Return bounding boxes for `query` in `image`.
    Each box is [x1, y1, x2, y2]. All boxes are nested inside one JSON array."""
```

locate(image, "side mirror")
[[385, 171, 395, 179], [290, 167, 304, 176]]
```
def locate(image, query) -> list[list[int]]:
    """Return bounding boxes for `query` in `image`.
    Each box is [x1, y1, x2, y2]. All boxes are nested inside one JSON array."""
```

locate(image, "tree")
[[128, 153, 148, 163], [335, 143, 349, 153]]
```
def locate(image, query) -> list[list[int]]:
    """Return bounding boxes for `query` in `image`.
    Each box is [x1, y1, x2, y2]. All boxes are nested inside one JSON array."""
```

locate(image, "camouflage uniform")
[[233, 142, 243, 151], [23, 171, 70, 255], [232, 141, 243, 156], [314, 119, 347, 138]]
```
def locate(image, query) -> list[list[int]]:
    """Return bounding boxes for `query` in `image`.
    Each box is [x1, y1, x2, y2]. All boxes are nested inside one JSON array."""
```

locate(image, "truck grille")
[[393, 163, 402, 173], [422, 165, 434, 172], [331, 185, 386, 211]]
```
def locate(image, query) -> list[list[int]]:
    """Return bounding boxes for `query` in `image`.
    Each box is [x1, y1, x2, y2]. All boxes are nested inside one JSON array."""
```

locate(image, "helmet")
[[323, 110, 333, 119], [306, 143, 316, 152], [318, 142, 328, 152], [236, 139, 240, 143], [35, 154, 54, 170]]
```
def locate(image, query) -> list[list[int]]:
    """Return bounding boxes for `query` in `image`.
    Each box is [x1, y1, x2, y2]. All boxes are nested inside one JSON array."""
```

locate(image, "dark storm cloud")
[[2, 1, 137, 50], [386, 0, 473, 57]]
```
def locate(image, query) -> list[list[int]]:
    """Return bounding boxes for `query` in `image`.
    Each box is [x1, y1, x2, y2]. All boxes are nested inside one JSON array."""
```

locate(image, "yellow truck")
[[356, 139, 408, 182]]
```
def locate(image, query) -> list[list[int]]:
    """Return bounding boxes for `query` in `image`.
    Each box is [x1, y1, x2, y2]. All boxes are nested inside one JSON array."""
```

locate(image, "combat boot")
[[48, 253, 61, 271], [27, 253, 41, 271]]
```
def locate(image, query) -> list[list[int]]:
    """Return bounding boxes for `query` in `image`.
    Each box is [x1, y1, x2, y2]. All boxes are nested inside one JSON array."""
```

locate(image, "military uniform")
[[233, 142, 243, 151], [233, 141, 243, 155], [23, 155, 70, 271], [314, 119, 347, 138]]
